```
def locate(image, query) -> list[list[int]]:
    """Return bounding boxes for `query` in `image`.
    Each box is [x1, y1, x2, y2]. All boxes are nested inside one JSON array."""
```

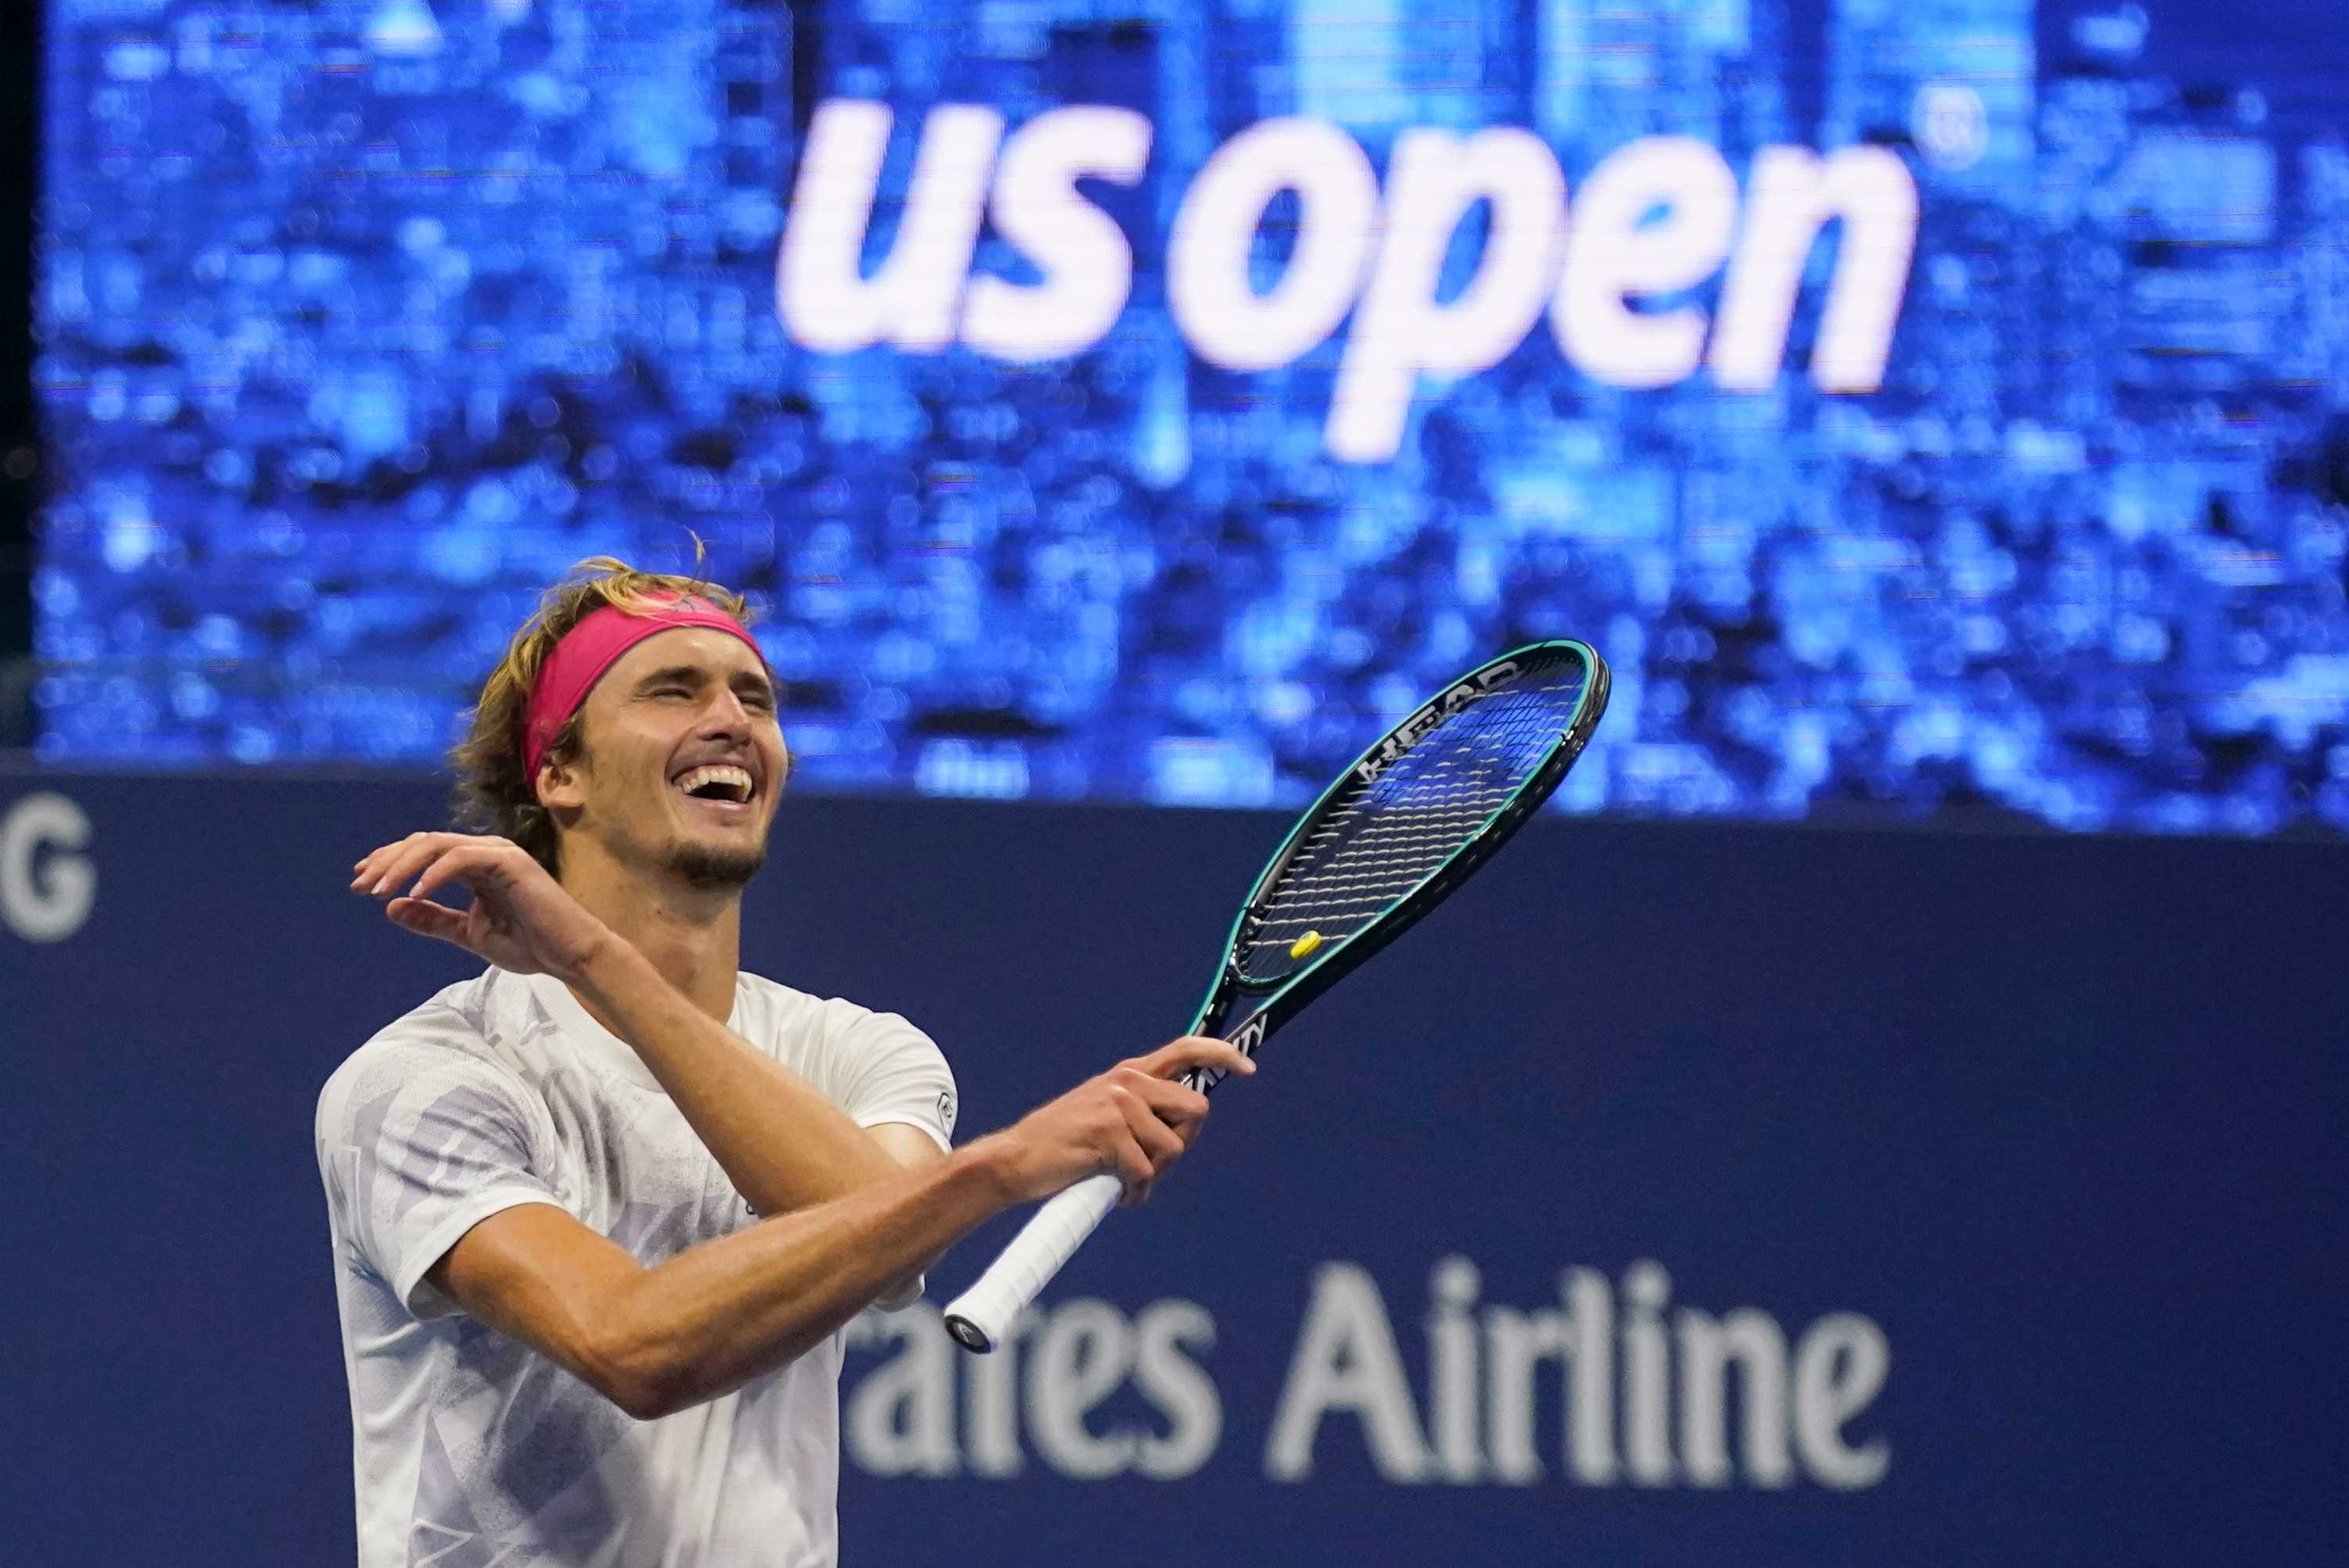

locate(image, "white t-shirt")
[[314, 965, 957, 1568]]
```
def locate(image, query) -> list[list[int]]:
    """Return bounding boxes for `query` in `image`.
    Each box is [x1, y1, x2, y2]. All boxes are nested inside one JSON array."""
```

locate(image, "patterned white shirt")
[[316, 966, 957, 1568]]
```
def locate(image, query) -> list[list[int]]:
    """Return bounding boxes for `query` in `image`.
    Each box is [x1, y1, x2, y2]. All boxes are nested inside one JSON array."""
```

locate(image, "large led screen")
[[34, 0, 2349, 831]]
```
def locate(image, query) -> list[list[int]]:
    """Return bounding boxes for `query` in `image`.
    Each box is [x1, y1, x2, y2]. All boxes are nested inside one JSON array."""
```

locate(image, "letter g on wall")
[[2, 792, 96, 943]]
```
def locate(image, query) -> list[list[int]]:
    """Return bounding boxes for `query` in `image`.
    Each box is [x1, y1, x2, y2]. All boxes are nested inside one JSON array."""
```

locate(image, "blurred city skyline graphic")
[[34, 0, 2349, 832]]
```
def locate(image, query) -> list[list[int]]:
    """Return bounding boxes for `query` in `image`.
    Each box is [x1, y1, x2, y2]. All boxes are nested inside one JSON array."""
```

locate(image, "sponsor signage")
[[843, 1258, 1890, 1489], [778, 102, 1921, 463]]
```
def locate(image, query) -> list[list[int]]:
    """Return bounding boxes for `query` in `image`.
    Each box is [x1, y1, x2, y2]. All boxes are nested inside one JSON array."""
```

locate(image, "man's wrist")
[[945, 1135, 1024, 1212], [562, 917, 644, 1004]]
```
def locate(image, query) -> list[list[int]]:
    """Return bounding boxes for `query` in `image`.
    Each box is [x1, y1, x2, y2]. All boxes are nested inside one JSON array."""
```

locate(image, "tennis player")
[[315, 558, 1249, 1567]]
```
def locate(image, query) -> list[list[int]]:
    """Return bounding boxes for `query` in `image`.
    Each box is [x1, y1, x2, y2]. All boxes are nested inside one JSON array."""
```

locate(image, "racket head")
[[1190, 640, 1608, 1039]]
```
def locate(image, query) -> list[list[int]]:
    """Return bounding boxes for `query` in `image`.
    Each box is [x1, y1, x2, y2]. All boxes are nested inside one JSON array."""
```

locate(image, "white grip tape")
[[941, 1173, 1123, 1353]]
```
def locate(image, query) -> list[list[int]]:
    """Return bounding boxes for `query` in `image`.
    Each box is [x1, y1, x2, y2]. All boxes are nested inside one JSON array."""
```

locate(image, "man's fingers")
[[355, 833, 459, 898], [1108, 1127, 1156, 1201], [353, 832, 503, 897], [1113, 1089, 1185, 1169], [1117, 1069, 1211, 1129], [409, 844, 507, 906], [355, 831, 451, 889], [352, 831, 424, 883], [352, 842, 408, 893], [1135, 1034, 1257, 1083], [386, 897, 473, 948]]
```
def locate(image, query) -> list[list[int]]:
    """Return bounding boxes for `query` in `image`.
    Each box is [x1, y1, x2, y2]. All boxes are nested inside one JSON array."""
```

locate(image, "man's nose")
[[699, 688, 754, 733]]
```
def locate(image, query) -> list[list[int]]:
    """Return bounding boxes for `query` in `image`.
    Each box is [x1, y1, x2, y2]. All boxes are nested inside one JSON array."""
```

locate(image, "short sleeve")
[[316, 1040, 569, 1321], [832, 1008, 958, 1155], [818, 1008, 956, 1310]]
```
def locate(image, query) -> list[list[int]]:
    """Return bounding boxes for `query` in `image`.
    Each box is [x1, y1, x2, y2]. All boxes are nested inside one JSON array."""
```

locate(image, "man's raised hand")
[[351, 832, 612, 979], [976, 1036, 1256, 1207]]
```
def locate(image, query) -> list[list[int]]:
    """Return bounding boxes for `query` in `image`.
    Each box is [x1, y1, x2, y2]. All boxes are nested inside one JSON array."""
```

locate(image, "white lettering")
[[1676, 1306, 1793, 1487], [1167, 117, 1379, 372], [1620, 1260, 1676, 1484], [1710, 145, 1919, 393], [1267, 1261, 1886, 1491], [964, 1305, 1033, 1477], [1425, 1255, 1485, 1481], [1132, 1299, 1222, 1479], [838, 1267, 1889, 1493], [775, 99, 1001, 352], [1553, 138, 1741, 390], [1482, 1268, 1621, 1486], [1481, 1304, 1560, 1483], [962, 106, 1153, 360], [1, 793, 96, 943], [775, 102, 1923, 459], [1326, 128, 1565, 461], [1562, 1266, 1618, 1484], [1793, 1311, 1893, 1487], [1266, 1261, 1431, 1482], [846, 1299, 1219, 1482], [1027, 1298, 1137, 1480], [843, 1308, 959, 1476]]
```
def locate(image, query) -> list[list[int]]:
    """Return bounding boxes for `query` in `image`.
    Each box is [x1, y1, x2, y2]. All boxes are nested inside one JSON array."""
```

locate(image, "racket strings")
[[1235, 661, 1589, 981]]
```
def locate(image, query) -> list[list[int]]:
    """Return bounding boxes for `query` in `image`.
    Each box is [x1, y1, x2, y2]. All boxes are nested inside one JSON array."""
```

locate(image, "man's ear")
[[536, 755, 588, 814]]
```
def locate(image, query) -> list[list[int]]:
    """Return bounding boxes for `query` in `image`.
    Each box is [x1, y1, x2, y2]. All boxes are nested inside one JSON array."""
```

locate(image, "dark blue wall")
[[3, 770, 2344, 1564]]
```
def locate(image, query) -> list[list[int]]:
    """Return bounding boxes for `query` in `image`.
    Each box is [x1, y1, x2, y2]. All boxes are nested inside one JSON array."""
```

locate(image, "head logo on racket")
[[1354, 658, 1526, 784]]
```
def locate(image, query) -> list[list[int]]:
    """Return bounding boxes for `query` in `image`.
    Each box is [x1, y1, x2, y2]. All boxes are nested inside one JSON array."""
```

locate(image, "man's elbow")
[[579, 1312, 694, 1422], [609, 1366, 689, 1422], [579, 1307, 831, 1420], [586, 1348, 684, 1422]]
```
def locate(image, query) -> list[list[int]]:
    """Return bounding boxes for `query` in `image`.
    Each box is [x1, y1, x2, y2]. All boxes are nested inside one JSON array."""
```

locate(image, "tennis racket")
[[941, 640, 1609, 1353]]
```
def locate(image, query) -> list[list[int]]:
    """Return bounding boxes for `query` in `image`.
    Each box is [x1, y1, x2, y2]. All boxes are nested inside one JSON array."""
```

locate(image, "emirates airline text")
[[844, 1256, 1890, 1487]]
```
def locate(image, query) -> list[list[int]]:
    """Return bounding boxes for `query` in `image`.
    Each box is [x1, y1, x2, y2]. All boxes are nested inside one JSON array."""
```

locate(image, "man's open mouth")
[[673, 763, 756, 806]]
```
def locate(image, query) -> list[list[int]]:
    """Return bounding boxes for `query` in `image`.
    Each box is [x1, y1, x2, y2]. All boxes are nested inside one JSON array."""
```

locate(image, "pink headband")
[[522, 597, 765, 780]]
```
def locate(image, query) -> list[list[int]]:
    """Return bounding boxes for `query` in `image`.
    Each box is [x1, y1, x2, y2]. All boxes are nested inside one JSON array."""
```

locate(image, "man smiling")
[[315, 558, 1247, 1567]]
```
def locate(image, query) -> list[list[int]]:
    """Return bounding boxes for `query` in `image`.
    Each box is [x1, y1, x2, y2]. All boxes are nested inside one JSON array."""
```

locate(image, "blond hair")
[[451, 556, 756, 874]]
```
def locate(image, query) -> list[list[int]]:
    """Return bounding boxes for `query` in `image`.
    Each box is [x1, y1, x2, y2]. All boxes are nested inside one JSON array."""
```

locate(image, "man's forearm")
[[569, 934, 904, 1215], [604, 1138, 1016, 1415]]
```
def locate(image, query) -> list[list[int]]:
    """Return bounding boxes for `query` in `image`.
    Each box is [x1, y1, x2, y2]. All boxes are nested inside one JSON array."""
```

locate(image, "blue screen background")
[[34, 0, 2349, 832]]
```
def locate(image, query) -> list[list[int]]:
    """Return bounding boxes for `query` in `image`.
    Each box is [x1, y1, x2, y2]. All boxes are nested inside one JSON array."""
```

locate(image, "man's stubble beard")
[[667, 838, 767, 892]]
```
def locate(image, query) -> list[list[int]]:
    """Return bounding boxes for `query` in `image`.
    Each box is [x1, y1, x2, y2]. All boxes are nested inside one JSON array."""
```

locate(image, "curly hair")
[[450, 556, 756, 876]]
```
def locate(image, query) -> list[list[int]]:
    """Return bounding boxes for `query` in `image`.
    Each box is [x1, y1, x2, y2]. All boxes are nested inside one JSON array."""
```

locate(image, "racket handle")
[[942, 1172, 1122, 1353]]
